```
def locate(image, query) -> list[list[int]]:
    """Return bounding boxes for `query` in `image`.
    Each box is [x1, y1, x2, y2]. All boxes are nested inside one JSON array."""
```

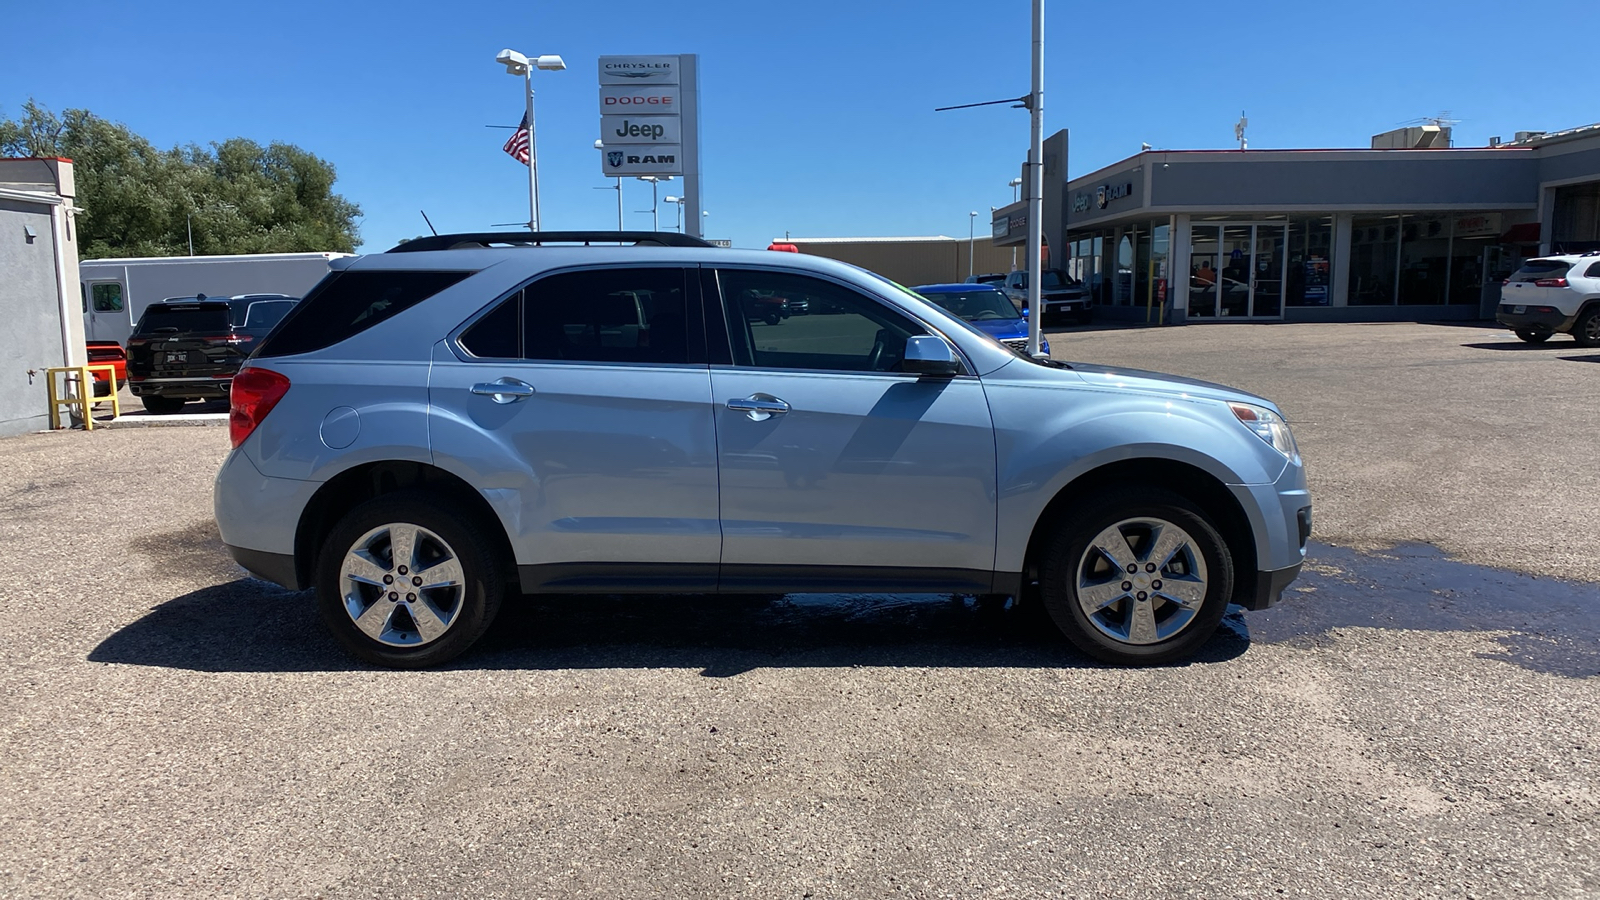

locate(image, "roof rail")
[[387, 231, 715, 253]]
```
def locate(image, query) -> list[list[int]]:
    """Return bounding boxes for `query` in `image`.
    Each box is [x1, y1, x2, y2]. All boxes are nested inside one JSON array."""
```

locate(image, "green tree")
[[0, 100, 360, 257]]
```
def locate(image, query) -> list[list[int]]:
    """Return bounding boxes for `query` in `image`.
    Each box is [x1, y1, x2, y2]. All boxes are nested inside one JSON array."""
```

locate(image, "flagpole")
[[524, 70, 540, 231]]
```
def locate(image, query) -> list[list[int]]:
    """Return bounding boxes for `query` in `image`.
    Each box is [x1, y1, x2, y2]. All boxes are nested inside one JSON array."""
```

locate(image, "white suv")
[[1498, 254, 1600, 346]]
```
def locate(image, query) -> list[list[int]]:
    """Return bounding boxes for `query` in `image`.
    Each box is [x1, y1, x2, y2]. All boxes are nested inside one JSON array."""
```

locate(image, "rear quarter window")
[[254, 270, 471, 358]]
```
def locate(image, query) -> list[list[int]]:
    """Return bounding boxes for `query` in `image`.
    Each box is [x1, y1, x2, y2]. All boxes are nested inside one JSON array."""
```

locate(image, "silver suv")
[[215, 232, 1310, 668]]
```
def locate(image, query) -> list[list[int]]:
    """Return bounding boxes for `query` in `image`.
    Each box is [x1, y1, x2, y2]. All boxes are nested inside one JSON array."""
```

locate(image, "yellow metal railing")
[[46, 365, 121, 430]]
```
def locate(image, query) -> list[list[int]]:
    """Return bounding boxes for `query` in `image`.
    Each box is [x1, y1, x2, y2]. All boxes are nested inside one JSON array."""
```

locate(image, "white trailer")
[[79, 252, 351, 347]]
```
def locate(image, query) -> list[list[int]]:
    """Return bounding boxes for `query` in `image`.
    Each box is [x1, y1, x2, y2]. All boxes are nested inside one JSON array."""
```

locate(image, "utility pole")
[[1025, 0, 1045, 357]]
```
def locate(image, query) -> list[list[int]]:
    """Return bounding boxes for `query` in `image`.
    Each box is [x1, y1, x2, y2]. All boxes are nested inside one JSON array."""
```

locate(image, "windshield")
[[919, 288, 1019, 321], [1012, 270, 1079, 289]]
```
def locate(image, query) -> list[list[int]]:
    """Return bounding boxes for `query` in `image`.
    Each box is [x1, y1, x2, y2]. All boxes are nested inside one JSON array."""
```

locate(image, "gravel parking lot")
[[2, 322, 1596, 898]]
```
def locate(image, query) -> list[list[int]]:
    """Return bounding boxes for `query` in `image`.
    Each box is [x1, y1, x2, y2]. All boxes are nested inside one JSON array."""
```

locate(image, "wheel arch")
[[294, 460, 516, 591], [1020, 458, 1258, 607]]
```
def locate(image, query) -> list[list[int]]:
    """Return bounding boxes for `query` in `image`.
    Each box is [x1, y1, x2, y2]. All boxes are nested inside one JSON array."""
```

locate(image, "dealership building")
[[985, 123, 1600, 323]]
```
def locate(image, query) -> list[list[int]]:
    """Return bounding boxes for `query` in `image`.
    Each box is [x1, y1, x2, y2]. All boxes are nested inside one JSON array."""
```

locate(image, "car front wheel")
[[1038, 488, 1234, 664], [316, 491, 506, 668]]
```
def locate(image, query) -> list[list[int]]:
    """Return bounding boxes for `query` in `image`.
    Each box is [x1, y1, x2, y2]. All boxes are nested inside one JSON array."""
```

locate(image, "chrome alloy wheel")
[[337, 523, 466, 647], [1074, 517, 1209, 646]]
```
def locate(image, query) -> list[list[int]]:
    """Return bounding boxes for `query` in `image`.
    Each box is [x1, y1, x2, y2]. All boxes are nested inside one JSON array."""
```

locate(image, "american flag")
[[502, 113, 530, 165]]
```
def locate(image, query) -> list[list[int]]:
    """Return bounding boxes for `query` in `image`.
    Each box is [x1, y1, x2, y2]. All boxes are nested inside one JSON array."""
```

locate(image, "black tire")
[[1514, 328, 1551, 344], [1573, 309, 1600, 348], [140, 395, 186, 414], [1037, 487, 1234, 665], [315, 490, 507, 668], [762, 311, 782, 326]]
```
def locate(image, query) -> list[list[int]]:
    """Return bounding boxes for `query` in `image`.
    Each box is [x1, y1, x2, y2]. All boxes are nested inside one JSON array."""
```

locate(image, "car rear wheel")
[[1573, 309, 1600, 348], [1037, 488, 1234, 664], [140, 395, 186, 414], [316, 491, 506, 668]]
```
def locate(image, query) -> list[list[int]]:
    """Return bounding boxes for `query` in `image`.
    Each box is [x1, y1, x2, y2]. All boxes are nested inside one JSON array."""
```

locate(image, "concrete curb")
[[95, 413, 227, 428]]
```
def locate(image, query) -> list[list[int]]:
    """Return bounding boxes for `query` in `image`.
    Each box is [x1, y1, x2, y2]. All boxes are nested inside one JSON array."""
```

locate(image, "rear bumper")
[[1496, 305, 1575, 332], [228, 545, 302, 590], [129, 377, 232, 400]]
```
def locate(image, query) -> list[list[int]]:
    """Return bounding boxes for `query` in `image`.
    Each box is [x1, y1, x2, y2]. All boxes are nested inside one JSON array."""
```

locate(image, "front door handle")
[[470, 377, 535, 404], [726, 395, 789, 421]]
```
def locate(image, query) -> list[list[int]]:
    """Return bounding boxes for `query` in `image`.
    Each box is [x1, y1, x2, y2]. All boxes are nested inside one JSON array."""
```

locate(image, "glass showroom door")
[[1189, 223, 1286, 319]]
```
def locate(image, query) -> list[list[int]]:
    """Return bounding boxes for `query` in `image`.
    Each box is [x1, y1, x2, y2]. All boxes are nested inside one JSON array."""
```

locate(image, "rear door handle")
[[726, 395, 789, 421], [470, 377, 535, 404]]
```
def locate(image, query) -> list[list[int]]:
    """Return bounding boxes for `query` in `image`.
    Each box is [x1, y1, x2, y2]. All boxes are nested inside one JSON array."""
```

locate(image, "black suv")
[[127, 294, 298, 413]]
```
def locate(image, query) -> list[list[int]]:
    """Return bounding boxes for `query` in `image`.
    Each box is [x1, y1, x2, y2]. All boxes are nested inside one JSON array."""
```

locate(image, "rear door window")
[[254, 270, 471, 358], [457, 268, 696, 365]]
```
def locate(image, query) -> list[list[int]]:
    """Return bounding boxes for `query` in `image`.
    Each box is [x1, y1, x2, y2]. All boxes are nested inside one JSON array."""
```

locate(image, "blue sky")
[[4, 0, 1596, 252]]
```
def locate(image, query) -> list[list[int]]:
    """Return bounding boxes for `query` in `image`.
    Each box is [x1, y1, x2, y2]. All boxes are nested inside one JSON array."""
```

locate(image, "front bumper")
[[1245, 562, 1303, 611], [1228, 457, 1311, 610]]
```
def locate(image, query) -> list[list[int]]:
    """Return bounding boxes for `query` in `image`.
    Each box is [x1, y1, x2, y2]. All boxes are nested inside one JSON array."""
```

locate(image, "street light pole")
[[497, 49, 566, 232], [525, 69, 540, 230], [595, 140, 624, 230], [665, 196, 684, 232], [1009, 177, 1022, 203], [968, 211, 977, 279], [1025, 0, 1046, 357]]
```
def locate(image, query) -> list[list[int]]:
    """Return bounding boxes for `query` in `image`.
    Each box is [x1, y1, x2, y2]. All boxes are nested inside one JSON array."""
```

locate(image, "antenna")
[[1234, 112, 1248, 150], [419, 210, 438, 236]]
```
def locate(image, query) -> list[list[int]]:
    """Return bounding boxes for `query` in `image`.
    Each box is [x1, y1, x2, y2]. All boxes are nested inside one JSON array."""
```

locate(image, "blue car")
[[912, 283, 1050, 356]]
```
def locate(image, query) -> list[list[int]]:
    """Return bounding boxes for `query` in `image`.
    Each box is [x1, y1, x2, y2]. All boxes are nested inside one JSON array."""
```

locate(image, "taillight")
[[229, 367, 290, 448], [1534, 277, 1568, 288], [128, 338, 148, 346]]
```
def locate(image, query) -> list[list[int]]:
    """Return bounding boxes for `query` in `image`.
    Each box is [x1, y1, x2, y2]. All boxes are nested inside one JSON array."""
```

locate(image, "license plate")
[[163, 351, 189, 364], [1512, 305, 1526, 314]]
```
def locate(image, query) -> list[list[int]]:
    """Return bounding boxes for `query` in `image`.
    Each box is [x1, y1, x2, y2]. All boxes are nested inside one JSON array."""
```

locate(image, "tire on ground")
[[315, 489, 507, 668], [1037, 487, 1235, 665]]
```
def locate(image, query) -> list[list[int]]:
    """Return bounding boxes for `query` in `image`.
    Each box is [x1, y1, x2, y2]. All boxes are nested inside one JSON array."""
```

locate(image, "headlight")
[[1229, 402, 1300, 463]]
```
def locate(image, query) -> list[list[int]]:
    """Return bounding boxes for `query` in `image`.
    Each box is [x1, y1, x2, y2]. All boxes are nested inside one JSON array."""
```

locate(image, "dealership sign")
[[602, 144, 683, 176], [1073, 180, 1134, 213], [597, 54, 702, 228], [598, 55, 679, 85], [599, 85, 680, 111], [601, 115, 682, 144]]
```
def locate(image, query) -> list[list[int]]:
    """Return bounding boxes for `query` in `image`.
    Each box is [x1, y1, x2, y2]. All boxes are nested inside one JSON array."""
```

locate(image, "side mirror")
[[902, 335, 961, 376]]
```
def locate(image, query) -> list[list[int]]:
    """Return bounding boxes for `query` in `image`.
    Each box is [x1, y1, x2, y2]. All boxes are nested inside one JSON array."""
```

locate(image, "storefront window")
[[1286, 217, 1333, 306], [1114, 231, 1135, 305], [1349, 215, 1398, 305], [1151, 224, 1170, 313], [1398, 216, 1449, 304]]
